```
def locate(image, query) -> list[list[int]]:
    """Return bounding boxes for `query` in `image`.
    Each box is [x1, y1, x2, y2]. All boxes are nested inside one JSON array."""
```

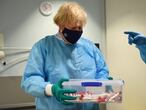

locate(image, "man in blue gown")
[[21, 2, 110, 110]]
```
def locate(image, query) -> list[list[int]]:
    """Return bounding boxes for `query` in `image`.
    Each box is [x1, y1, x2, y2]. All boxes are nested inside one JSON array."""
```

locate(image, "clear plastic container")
[[63, 79, 124, 103]]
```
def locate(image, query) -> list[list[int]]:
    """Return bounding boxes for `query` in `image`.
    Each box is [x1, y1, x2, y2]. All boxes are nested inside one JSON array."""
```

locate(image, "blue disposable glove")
[[124, 31, 146, 45], [132, 35, 146, 45], [52, 78, 77, 105], [124, 31, 146, 63]]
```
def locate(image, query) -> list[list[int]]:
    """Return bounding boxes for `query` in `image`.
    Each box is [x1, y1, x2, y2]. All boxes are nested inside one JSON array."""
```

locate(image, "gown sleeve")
[[92, 44, 110, 80], [136, 44, 146, 64], [21, 39, 49, 97]]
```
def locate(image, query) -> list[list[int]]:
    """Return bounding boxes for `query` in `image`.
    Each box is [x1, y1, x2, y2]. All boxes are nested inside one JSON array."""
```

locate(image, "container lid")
[[63, 79, 124, 86]]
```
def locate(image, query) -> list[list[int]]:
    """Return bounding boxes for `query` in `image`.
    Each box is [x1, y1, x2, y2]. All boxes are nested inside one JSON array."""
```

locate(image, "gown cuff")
[[45, 84, 53, 96]]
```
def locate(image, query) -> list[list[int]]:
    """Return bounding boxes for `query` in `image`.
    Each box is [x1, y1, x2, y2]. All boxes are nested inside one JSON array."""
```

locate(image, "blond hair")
[[54, 2, 87, 27]]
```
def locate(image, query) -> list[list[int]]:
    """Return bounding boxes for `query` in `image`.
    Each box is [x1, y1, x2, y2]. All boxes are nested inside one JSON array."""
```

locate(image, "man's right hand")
[[52, 78, 77, 105]]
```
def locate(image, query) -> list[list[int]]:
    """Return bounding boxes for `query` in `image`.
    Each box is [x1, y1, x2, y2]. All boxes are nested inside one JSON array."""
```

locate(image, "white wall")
[[0, 33, 4, 48], [0, 0, 106, 76], [106, 0, 146, 110]]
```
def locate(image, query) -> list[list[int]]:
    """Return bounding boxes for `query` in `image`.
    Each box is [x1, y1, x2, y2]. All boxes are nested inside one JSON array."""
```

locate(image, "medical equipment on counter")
[[63, 79, 124, 103], [0, 47, 30, 56], [0, 56, 28, 73], [0, 47, 31, 73]]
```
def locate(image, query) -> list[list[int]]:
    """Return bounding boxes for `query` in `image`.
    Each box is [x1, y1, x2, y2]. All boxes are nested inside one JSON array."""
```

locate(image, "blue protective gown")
[[136, 44, 146, 63], [21, 34, 109, 110]]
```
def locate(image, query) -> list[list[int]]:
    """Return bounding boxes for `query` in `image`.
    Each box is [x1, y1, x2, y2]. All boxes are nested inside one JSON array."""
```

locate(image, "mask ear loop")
[[58, 28, 69, 44]]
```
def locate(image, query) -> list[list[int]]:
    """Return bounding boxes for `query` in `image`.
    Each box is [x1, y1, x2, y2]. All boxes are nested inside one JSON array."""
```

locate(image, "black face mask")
[[62, 27, 83, 44]]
